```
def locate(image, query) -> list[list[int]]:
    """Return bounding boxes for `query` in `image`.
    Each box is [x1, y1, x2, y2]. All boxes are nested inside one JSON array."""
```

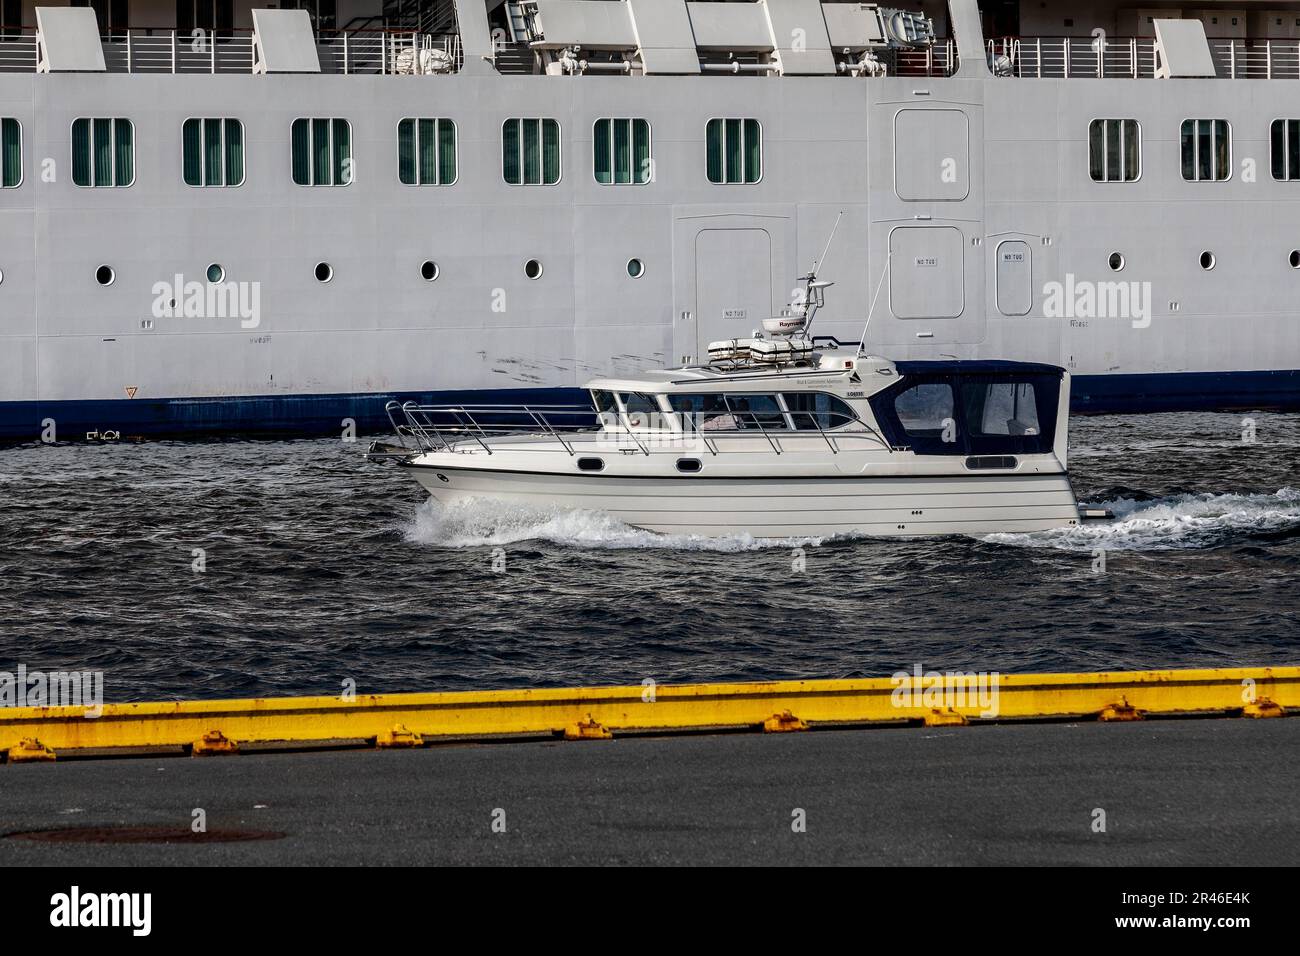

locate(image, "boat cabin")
[[584, 356, 1069, 460]]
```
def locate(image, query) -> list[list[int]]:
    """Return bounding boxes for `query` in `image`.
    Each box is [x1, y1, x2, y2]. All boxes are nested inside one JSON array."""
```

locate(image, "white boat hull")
[[405, 464, 1081, 538]]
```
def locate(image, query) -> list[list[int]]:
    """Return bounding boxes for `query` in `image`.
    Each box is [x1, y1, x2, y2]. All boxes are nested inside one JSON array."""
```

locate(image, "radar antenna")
[[764, 211, 843, 341]]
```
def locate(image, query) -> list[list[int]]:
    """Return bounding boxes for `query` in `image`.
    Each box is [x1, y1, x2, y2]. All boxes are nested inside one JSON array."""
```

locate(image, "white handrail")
[[0, 27, 459, 75], [3, 29, 1300, 79]]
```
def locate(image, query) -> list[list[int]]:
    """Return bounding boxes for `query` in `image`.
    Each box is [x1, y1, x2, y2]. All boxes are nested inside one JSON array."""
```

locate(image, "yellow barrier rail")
[[2, 667, 1295, 762]]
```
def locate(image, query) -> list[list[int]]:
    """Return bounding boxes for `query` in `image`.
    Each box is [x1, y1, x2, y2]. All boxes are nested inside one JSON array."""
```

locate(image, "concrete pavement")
[[0, 717, 1295, 865]]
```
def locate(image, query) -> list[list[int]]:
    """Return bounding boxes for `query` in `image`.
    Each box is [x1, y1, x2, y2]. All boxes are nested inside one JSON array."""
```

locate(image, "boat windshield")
[[591, 389, 619, 427]]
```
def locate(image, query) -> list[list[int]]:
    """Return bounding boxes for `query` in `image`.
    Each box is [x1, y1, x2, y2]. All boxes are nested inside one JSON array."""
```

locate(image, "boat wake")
[[402, 489, 1300, 553], [401, 498, 827, 552], [983, 487, 1300, 551]]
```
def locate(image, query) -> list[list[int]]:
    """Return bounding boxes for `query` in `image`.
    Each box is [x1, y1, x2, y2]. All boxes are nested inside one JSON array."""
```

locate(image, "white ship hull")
[[9, 1, 1297, 440], [408, 463, 1081, 537]]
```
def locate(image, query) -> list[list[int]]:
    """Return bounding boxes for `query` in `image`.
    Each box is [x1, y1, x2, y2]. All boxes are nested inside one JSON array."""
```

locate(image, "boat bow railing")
[[382, 401, 598, 456], [378, 399, 893, 459]]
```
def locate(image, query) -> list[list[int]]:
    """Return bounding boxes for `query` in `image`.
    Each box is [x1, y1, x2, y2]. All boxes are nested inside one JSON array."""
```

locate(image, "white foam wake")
[[983, 487, 1300, 551], [400, 489, 1300, 553], [400, 497, 828, 552]]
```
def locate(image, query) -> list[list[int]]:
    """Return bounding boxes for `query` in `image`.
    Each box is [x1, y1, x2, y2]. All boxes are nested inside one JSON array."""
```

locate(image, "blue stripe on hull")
[[2, 369, 1298, 441], [0, 388, 582, 442], [1071, 368, 1300, 414]]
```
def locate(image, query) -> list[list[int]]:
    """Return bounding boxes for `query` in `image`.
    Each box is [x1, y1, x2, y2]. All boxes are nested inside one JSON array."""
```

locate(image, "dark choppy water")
[[2, 412, 1298, 701]]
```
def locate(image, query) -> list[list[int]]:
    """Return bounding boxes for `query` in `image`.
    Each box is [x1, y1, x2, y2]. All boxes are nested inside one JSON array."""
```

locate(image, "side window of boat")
[[669, 394, 725, 430], [667, 394, 786, 430], [783, 393, 858, 430], [963, 381, 1042, 437], [893, 383, 955, 437], [592, 390, 619, 428], [619, 392, 662, 428], [725, 394, 787, 430]]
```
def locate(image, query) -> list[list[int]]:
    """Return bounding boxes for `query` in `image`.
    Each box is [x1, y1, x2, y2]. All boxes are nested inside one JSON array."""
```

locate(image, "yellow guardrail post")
[[1, 667, 1295, 762], [7, 737, 56, 763]]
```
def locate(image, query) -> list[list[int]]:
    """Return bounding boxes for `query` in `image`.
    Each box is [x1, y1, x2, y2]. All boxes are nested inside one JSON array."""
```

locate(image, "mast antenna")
[[857, 251, 893, 357], [798, 210, 843, 338]]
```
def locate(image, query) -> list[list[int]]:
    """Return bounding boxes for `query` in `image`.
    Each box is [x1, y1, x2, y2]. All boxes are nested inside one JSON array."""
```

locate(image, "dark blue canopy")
[[893, 360, 1066, 377], [870, 362, 1065, 456]]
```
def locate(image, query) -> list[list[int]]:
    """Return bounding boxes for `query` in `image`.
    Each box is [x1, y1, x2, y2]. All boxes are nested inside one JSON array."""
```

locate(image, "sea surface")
[[1, 411, 1298, 701]]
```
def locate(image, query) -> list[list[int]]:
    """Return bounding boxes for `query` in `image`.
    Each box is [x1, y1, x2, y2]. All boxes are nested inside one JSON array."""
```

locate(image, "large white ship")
[[1, 0, 1299, 440]]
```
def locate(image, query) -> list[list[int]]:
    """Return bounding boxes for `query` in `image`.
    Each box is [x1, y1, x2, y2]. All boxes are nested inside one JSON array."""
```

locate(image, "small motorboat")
[[370, 260, 1096, 538]]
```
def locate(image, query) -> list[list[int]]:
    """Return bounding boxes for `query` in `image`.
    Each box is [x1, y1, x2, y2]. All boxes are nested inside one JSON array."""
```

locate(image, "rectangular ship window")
[[176, 0, 235, 35], [291, 118, 352, 186], [502, 118, 560, 185], [1088, 119, 1140, 182], [73, 0, 126, 36], [267, 0, 334, 31], [183, 118, 244, 187], [706, 118, 761, 184], [1, 0, 20, 39], [1270, 119, 1300, 181], [0, 118, 20, 188], [1180, 119, 1230, 182], [593, 119, 650, 185], [71, 118, 133, 188], [397, 118, 456, 186]]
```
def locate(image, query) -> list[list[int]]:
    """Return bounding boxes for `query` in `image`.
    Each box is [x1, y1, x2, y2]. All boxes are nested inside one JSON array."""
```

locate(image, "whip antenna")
[[798, 211, 844, 338], [857, 251, 892, 356]]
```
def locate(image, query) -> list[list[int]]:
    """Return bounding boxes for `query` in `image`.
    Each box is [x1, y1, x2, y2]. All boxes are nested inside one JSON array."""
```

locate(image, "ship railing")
[[0, 27, 36, 72], [4, 27, 1298, 80], [1209, 38, 1300, 79], [318, 29, 462, 75], [384, 401, 599, 457], [984, 35, 1300, 80], [0, 26, 461, 75], [893, 39, 957, 77], [993, 36, 1158, 78], [383, 400, 893, 459]]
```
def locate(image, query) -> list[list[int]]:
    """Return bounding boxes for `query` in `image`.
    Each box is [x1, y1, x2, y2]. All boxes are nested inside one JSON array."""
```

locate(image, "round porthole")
[[0, 267, 5, 286], [627, 257, 645, 279], [315, 262, 333, 283], [524, 259, 543, 280], [1108, 252, 1125, 272], [95, 265, 115, 286], [1290, 250, 1300, 270], [206, 263, 225, 283], [1200, 251, 1216, 271], [420, 260, 440, 282]]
